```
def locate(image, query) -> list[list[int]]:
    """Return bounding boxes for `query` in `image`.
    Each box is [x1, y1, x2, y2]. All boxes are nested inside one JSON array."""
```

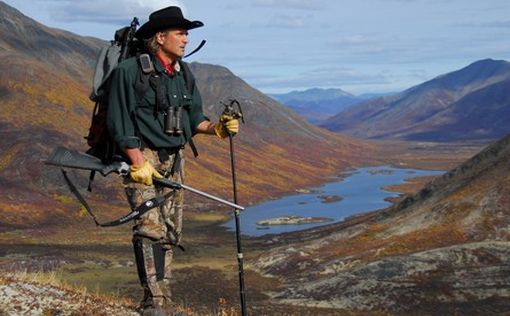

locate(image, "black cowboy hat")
[[135, 6, 203, 39]]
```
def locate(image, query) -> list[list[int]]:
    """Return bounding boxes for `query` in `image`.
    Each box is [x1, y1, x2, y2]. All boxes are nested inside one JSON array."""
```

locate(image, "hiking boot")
[[162, 303, 187, 316], [141, 306, 166, 316], [140, 306, 186, 316]]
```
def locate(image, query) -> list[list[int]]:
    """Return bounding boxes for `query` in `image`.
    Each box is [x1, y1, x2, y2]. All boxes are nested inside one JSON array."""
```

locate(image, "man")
[[106, 6, 239, 316]]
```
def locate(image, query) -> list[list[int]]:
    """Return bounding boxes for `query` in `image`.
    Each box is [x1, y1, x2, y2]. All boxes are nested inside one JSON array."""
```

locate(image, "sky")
[[3, 0, 510, 95]]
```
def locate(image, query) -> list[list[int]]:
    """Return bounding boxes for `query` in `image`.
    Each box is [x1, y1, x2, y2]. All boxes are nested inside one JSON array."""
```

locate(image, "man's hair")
[[145, 30, 169, 54]]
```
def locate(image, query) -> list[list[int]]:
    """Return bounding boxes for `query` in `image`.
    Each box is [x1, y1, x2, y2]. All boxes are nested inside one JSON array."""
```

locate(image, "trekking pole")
[[221, 99, 247, 316]]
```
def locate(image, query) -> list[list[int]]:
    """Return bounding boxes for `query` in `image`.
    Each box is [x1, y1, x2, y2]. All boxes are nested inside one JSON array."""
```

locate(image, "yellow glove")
[[130, 161, 163, 186], [214, 114, 240, 138]]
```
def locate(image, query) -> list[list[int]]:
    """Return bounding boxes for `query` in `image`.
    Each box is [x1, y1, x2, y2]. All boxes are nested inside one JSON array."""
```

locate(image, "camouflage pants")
[[125, 148, 184, 309]]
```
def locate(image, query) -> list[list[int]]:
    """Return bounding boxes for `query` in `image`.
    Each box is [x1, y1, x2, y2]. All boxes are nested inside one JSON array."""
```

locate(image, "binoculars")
[[165, 106, 183, 135]]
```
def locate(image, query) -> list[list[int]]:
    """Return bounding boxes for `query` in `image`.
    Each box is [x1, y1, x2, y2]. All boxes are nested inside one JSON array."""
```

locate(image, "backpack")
[[84, 17, 202, 189]]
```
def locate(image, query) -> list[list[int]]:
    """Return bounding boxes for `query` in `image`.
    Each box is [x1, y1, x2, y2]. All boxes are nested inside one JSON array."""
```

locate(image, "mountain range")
[[320, 59, 510, 141], [269, 88, 364, 123], [0, 1, 374, 229]]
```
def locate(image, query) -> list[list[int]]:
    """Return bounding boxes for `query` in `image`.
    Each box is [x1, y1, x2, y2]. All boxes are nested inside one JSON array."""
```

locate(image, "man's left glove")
[[130, 161, 163, 186], [214, 114, 240, 138]]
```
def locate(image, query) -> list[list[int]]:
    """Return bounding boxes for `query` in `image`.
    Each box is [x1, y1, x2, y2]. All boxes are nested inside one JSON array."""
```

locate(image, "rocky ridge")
[[252, 134, 510, 314]]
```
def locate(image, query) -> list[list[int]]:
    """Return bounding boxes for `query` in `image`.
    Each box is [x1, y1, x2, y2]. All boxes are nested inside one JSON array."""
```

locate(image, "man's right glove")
[[130, 161, 163, 186], [214, 114, 240, 138]]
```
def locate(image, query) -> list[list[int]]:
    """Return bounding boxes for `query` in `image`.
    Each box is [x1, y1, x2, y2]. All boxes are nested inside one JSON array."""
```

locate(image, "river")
[[223, 165, 444, 237]]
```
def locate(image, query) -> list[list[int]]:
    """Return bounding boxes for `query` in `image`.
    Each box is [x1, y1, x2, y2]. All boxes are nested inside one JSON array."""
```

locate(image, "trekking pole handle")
[[221, 99, 245, 124]]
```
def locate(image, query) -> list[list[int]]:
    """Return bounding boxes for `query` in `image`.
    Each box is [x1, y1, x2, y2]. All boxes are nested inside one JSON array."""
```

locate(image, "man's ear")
[[156, 32, 165, 45]]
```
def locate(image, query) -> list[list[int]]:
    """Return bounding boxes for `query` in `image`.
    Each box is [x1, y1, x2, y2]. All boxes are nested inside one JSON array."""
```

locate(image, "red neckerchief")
[[155, 54, 175, 76]]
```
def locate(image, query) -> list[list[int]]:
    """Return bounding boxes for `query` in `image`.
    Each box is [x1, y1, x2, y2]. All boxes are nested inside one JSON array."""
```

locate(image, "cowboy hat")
[[135, 6, 203, 39]]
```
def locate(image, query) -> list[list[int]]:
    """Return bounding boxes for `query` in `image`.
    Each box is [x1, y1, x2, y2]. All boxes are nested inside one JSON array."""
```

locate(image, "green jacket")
[[106, 56, 207, 150]]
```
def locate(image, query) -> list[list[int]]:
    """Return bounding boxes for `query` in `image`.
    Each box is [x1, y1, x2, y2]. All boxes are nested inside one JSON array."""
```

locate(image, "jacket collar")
[[154, 54, 181, 76]]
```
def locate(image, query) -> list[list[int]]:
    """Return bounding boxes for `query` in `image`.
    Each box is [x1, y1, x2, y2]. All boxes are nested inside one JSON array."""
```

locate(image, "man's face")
[[156, 28, 189, 61]]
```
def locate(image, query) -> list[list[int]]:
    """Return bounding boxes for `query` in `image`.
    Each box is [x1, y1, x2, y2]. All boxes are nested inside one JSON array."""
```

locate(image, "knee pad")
[[133, 236, 166, 284]]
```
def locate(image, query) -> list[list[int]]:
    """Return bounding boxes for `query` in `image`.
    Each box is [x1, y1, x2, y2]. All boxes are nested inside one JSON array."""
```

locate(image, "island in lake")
[[257, 215, 334, 226], [317, 194, 343, 203]]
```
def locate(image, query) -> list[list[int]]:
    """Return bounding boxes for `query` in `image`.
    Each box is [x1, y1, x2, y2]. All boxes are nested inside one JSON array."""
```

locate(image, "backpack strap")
[[135, 56, 167, 119], [179, 60, 195, 95], [178, 60, 199, 157], [131, 57, 156, 145], [134, 58, 153, 107], [187, 136, 199, 157]]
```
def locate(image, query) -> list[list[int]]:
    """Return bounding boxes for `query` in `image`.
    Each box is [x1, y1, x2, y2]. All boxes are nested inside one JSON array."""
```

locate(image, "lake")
[[223, 165, 444, 237]]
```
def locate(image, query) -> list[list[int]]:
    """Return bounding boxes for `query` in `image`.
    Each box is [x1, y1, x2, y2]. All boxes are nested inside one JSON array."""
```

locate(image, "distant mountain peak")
[[270, 87, 362, 124], [446, 58, 510, 79], [273, 87, 354, 99], [469, 58, 509, 66], [428, 58, 510, 89], [321, 58, 510, 141]]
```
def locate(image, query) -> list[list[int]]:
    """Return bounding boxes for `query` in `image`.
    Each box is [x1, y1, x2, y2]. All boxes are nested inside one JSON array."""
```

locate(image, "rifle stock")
[[45, 146, 129, 176]]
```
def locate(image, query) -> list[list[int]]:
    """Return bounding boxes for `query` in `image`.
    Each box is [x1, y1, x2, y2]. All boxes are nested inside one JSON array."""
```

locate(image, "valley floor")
[[0, 140, 496, 315]]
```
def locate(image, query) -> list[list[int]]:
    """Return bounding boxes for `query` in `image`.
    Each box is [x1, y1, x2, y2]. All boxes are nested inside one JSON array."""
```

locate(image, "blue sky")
[[3, 0, 510, 95]]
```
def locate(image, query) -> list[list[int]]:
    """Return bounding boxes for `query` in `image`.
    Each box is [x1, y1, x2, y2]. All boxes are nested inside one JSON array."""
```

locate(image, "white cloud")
[[41, 0, 186, 24]]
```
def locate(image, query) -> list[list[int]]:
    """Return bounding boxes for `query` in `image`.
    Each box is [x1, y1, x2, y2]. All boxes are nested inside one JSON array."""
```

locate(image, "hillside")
[[270, 88, 362, 124], [252, 133, 510, 314], [321, 59, 510, 141], [0, 1, 375, 229]]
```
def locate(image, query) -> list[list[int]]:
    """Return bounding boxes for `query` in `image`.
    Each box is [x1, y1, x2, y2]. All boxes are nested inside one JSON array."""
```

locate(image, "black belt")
[[157, 146, 182, 163], [139, 139, 183, 176], [156, 147, 182, 177]]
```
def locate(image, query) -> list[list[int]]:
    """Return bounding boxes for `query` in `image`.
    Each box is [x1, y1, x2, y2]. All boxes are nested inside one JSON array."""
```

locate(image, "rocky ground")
[[0, 273, 139, 316], [268, 241, 510, 314]]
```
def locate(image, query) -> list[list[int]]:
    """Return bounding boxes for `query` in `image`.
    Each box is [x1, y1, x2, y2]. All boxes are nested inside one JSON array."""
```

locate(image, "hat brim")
[[135, 18, 203, 39]]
